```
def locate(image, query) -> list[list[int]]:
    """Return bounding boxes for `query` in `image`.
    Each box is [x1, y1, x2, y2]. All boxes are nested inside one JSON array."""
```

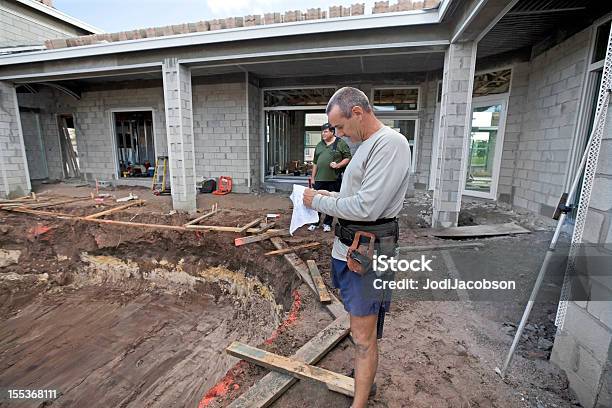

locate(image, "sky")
[[53, 0, 377, 32]]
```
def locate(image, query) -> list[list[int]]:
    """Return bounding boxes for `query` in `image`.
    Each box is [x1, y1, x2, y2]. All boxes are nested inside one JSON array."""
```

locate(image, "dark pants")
[[311, 180, 339, 226]]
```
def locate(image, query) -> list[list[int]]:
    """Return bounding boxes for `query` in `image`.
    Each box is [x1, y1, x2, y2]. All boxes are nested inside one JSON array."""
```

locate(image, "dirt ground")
[[0, 183, 578, 408]]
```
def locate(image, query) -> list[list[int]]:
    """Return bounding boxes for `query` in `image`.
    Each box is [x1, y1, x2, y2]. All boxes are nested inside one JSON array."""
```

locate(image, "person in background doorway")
[[308, 122, 351, 232]]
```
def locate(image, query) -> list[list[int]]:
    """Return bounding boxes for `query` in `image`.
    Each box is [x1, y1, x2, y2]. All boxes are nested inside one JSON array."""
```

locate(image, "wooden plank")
[[84, 200, 145, 219], [4, 207, 75, 218], [4, 207, 188, 231], [398, 242, 484, 252], [256, 221, 276, 234], [306, 260, 332, 304], [269, 237, 345, 319], [419, 222, 530, 238], [264, 242, 320, 256], [184, 208, 220, 226], [269, 237, 316, 292], [237, 217, 263, 233], [4, 207, 280, 236], [228, 314, 351, 408], [227, 342, 354, 397], [234, 230, 288, 246]]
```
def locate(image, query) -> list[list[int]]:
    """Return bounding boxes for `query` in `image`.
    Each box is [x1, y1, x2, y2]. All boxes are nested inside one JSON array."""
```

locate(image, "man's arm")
[[311, 137, 409, 221], [331, 140, 351, 169]]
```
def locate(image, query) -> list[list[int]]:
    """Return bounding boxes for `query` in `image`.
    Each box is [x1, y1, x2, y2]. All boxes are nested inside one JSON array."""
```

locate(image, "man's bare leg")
[[350, 313, 378, 408]]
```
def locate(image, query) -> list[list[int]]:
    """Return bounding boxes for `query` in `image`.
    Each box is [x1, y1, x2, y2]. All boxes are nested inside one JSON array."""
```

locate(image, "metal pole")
[[496, 88, 611, 378]]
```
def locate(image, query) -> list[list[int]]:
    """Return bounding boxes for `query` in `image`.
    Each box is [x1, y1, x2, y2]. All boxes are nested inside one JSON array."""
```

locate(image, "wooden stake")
[[184, 206, 220, 226], [227, 341, 354, 397], [237, 217, 263, 233], [84, 200, 145, 219], [306, 260, 331, 304], [264, 242, 320, 256]]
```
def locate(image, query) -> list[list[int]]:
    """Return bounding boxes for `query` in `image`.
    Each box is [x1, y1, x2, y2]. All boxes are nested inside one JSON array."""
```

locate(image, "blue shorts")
[[331, 258, 391, 317]]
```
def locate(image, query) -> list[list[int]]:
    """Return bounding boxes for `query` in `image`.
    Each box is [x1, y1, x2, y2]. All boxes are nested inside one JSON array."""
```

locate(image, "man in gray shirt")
[[304, 87, 411, 408]]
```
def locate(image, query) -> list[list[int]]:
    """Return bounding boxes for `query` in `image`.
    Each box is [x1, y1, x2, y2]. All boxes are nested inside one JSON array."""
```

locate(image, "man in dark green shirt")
[[308, 122, 351, 232]]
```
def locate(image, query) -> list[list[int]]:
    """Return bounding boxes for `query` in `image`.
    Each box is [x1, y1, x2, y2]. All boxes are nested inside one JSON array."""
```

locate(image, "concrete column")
[[0, 81, 30, 198], [162, 58, 197, 212], [431, 42, 477, 228]]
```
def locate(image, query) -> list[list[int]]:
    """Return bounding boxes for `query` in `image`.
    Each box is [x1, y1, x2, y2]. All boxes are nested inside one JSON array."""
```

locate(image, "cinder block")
[[225, 17, 244, 28]]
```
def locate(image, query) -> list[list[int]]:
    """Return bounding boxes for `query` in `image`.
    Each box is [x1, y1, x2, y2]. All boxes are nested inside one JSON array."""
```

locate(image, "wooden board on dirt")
[[184, 205, 220, 226], [264, 242, 320, 256], [85, 200, 145, 219], [227, 314, 351, 408], [234, 230, 288, 246], [227, 341, 354, 397], [418, 222, 530, 238], [237, 217, 263, 233], [269, 237, 345, 319], [306, 260, 331, 304]]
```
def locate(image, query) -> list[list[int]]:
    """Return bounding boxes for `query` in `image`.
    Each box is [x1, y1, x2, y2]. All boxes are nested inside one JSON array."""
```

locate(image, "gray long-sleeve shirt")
[[311, 125, 411, 260]]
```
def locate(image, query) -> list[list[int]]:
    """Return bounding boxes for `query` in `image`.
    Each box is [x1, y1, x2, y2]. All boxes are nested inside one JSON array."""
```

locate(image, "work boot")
[[323, 224, 331, 232], [347, 369, 377, 396], [308, 224, 318, 231]]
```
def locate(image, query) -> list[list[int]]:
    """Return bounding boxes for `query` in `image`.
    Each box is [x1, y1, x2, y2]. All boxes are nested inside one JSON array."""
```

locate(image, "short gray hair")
[[326, 87, 372, 118]]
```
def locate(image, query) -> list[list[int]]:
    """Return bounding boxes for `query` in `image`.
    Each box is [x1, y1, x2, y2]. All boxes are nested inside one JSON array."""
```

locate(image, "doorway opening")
[[113, 111, 155, 179], [263, 87, 336, 186]]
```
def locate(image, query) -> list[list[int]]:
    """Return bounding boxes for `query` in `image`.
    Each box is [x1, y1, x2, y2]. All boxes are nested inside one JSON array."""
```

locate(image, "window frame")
[[371, 86, 421, 113]]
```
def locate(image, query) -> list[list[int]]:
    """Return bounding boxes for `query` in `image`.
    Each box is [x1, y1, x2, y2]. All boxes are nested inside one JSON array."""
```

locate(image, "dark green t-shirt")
[[313, 137, 352, 182]]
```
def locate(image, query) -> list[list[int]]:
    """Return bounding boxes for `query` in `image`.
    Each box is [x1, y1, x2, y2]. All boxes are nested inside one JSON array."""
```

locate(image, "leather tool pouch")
[[336, 219, 399, 277]]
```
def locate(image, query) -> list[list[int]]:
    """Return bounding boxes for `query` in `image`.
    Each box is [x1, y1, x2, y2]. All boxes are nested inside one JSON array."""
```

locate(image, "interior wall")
[[192, 81, 250, 193], [17, 84, 167, 182]]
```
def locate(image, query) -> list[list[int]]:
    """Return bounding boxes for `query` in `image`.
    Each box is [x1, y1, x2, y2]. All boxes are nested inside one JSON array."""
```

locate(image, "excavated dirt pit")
[[0, 211, 300, 407]]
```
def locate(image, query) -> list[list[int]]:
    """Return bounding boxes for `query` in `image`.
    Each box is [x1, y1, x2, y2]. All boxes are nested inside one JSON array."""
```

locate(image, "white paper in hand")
[[289, 184, 319, 235]]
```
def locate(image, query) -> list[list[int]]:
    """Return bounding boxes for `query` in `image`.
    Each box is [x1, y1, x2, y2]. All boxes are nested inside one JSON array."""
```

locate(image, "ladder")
[[151, 156, 170, 194]]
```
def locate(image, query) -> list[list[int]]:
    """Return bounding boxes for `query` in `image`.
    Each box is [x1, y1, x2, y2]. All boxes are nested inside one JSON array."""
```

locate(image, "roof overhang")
[[0, 4, 447, 67], [14, 0, 104, 34]]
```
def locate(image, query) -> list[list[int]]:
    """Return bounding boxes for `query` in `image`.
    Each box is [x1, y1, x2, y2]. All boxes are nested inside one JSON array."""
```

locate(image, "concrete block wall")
[[497, 61, 530, 203], [0, 0, 86, 47], [0, 82, 30, 198], [17, 85, 167, 183], [551, 97, 612, 408], [75, 87, 167, 181], [509, 28, 590, 216], [192, 82, 250, 193]]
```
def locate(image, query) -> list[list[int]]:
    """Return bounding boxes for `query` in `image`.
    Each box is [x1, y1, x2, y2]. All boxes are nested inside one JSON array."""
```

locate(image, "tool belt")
[[335, 218, 398, 250], [336, 218, 399, 276]]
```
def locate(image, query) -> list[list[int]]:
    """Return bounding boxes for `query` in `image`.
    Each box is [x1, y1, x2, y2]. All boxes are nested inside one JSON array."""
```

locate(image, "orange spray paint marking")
[[198, 361, 247, 408], [198, 289, 302, 407], [264, 289, 301, 345]]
